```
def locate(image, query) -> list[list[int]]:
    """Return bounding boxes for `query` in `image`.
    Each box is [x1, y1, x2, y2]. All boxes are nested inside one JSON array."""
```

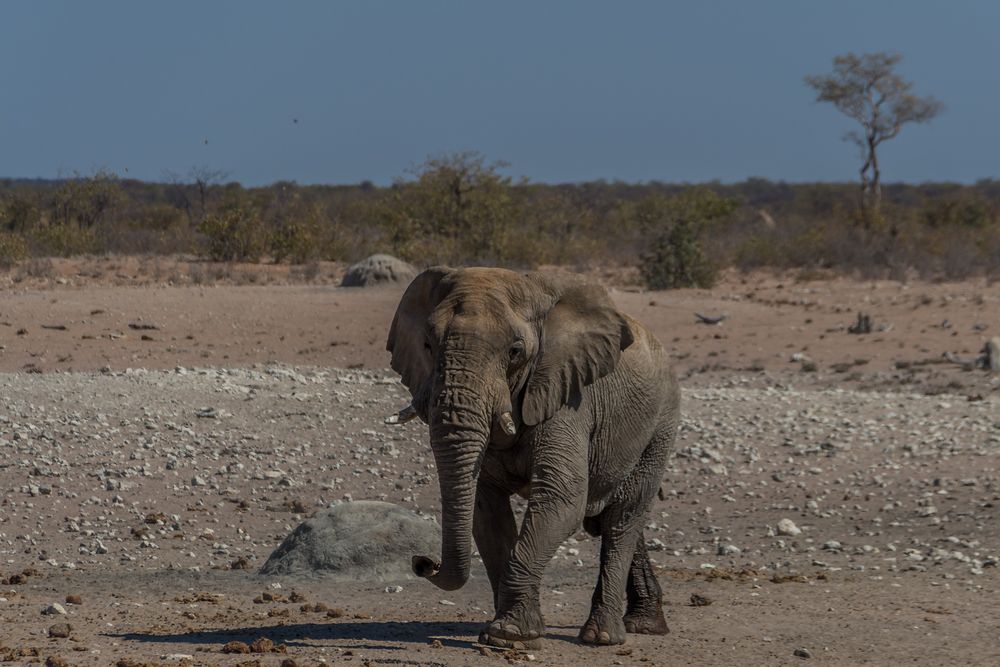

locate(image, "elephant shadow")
[[110, 620, 481, 650], [109, 619, 583, 651]]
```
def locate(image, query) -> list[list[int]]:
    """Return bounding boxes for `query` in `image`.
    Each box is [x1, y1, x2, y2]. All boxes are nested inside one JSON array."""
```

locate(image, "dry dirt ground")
[[1, 259, 999, 666]]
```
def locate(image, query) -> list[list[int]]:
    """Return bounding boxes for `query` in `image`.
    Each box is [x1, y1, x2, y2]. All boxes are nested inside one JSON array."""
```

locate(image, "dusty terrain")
[[1, 259, 998, 665]]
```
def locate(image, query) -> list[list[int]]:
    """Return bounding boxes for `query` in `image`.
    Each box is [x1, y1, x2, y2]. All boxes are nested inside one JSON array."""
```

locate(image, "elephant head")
[[386, 267, 634, 591]]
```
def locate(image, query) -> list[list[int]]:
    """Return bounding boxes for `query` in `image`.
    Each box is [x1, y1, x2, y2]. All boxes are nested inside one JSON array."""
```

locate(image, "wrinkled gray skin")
[[386, 267, 680, 649]]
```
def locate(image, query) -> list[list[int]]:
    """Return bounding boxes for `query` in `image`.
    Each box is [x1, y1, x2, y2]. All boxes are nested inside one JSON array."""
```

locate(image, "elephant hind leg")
[[581, 422, 673, 645], [623, 534, 668, 635]]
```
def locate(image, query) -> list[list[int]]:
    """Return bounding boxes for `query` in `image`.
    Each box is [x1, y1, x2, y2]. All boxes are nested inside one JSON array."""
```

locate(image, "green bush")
[[269, 218, 323, 264], [198, 207, 266, 261], [638, 189, 737, 289], [28, 224, 98, 257], [0, 232, 28, 269]]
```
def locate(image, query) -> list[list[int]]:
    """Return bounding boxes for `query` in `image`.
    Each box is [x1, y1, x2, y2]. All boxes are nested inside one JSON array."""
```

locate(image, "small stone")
[[250, 637, 275, 653], [222, 641, 250, 654], [65, 594, 83, 605], [48, 622, 73, 638], [777, 519, 802, 537], [42, 602, 67, 615], [717, 543, 741, 556], [385, 585, 403, 594], [690, 593, 713, 606], [794, 647, 812, 659], [45, 657, 69, 667]]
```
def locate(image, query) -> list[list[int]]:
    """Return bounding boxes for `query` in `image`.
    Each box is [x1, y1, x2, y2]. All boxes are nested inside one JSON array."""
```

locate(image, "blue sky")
[[1, 1, 997, 186]]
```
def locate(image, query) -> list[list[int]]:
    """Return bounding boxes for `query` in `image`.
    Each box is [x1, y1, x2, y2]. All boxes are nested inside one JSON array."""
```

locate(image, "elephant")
[[385, 266, 680, 649]]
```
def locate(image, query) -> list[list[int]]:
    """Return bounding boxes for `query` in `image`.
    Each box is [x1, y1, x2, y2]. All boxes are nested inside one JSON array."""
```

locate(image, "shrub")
[[638, 189, 737, 289], [198, 206, 266, 262], [269, 219, 323, 264], [28, 224, 98, 257], [0, 232, 28, 269]]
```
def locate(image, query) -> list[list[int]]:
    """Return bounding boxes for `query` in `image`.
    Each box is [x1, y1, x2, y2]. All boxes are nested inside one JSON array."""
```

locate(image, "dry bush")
[[0, 232, 28, 270], [15, 257, 55, 281]]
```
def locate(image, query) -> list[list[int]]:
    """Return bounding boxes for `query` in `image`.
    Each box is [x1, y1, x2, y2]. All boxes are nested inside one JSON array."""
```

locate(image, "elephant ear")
[[386, 267, 452, 414], [521, 274, 634, 426]]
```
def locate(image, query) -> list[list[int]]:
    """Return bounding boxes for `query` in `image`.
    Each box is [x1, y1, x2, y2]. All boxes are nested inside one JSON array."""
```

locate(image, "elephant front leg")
[[479, 446, 587, 651], [473, 477, 517, 612]]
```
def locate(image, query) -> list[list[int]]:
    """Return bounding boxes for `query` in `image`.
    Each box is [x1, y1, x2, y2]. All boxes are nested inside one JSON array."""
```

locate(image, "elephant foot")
[[579, 608, 627, 645], [479, 620, 544, 651], [623, 600, 669, 635], [479, 603, 545, 651]]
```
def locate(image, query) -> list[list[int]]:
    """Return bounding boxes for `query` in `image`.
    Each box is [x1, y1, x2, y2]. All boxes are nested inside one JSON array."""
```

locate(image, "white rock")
[[777, 518, 802, 537], [42, 602, 67, 615]]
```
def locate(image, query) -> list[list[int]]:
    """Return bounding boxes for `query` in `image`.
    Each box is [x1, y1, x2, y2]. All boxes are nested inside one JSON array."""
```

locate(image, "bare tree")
[[189, 166, 229, 222], [163, 166, 229, 226], [806, 52, 943, 230]]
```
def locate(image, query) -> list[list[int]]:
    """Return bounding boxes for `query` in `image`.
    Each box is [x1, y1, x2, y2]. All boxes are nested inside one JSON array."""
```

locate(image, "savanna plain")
[[1, 258, 998, 666]]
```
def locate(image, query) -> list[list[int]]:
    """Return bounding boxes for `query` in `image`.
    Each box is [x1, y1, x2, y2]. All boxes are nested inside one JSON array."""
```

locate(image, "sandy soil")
[[1, 261, 998, 665]]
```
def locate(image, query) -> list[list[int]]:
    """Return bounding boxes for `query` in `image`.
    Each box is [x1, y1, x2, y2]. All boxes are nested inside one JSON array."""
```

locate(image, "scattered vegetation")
[[2, 153, 1000, 286]]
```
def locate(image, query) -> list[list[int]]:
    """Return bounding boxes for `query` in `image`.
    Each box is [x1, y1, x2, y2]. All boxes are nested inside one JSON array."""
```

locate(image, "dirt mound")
[[259, 501, 439, 580], [340, 254, 417, 287]]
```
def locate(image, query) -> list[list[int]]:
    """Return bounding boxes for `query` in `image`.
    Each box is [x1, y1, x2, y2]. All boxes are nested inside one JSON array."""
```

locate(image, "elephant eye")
[[509, 340, 525, 362]]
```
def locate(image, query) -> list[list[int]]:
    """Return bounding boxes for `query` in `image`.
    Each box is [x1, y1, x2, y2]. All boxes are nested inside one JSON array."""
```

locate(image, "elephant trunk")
[[412, 367, 493, 591]]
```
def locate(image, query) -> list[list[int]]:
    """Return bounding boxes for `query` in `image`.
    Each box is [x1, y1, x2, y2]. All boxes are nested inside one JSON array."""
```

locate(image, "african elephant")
[[385, 267, 680, 649]]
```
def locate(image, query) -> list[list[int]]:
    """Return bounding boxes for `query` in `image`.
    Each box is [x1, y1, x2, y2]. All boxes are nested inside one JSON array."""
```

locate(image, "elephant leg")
[[623, 534, 669, 634], [479, 438, 587, 651], [581, 429, 671, 645], [579, 506, 641, 645], [473, 477, 517, 612]]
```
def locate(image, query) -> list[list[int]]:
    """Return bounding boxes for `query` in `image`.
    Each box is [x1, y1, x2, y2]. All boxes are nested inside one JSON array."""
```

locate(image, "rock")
[[65, 594, 82, 605], [222, 641, 250, 654], [717, 543, 741, 556], [340, 254, 417, 288], [794, 647, 812, 659], [689, 593, 713, 606], [250, 637, 277, 654], [42, 602, 67, 615], [984, 337, 1000, 371], [847, 313, 872, 335], [48, 623, 73, 638], [259, 501, 439, 580], [45, 657, 69, 667], [777, 519, 802, 537]]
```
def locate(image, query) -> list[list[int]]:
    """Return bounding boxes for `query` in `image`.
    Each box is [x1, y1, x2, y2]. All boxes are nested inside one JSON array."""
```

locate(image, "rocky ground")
[[1, 263, 998, 665]]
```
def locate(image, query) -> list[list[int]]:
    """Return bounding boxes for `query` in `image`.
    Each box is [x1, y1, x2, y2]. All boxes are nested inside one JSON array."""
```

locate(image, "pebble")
[[48, 623, 73, 638], [777, 519, 802, 537]]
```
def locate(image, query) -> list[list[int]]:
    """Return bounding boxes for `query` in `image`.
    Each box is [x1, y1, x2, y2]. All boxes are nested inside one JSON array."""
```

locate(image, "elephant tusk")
[[412, 554, 440, 578], [385, 404, 418, 425], [499, 411, 516, 436]]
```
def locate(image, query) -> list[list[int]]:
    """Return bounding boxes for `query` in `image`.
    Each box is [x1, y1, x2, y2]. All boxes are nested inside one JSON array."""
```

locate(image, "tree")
[[163, 166, 229, 226], [806, 52, 943, 230], [377, 151, 520, 264], [50, 169, 124, 229]]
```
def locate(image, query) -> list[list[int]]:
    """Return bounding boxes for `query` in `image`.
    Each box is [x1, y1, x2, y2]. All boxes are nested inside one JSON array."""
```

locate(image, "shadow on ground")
[[110, 620, 485, 650]]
